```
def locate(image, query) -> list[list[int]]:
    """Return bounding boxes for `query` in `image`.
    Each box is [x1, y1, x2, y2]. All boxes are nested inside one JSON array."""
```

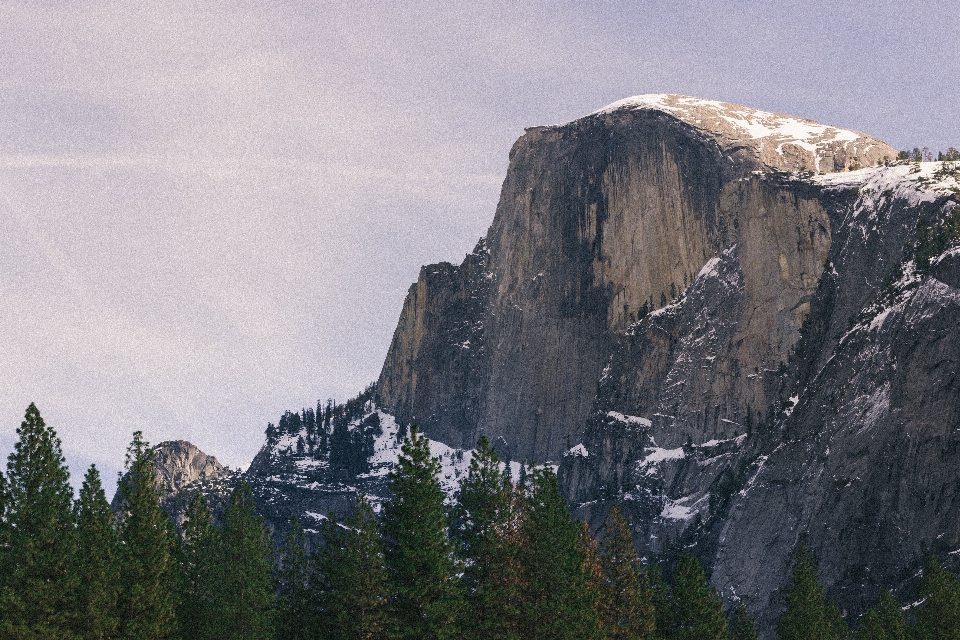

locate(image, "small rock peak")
[[151, 440, 228, 492], [575, 93, 896, 173], [111, 440, 229, 510]]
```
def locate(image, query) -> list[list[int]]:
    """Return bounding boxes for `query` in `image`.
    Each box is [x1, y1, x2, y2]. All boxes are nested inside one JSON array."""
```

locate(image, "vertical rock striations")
[[376, 95, 893, 466], [372, 94, 960, 632]]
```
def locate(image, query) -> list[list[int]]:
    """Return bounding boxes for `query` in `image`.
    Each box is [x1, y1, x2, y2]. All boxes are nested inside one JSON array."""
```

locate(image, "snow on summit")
[[580, 94, 896, 173]]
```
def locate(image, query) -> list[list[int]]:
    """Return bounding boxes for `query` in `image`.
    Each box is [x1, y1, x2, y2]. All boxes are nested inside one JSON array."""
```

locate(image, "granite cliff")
[[370, 94, 960, 632]]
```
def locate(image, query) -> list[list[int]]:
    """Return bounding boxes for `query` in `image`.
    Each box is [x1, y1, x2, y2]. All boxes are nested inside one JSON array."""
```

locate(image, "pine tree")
[[648, 563, 673, 640], [382, 426, 463, 639], [855, 589, 906, 640], [0, 403, 78, 638], [668, 552, 727, 640], [914, 556, 960, 640], [518, 466, 601, 640], [580, 522, 605, 628], [275, 515, 312, 640], [178, 493, 218, 640], [314, 497, 389, 639], [74, 464, 121, 640], [454, 436, 522, 640], [116, 430, 180, 640], [776, 547, 846, 640], [598, 506, 656, 639], [211, 480, 275, 640], [730, 601, 758, 640]]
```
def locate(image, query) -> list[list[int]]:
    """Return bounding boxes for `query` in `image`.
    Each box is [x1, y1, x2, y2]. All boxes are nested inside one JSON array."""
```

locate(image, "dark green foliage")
[[0, 403, 78, 638], [314, 498, 389, 639], [854, 589, 905, 640], [518, 466, 601, 640], [912, 207, 960, 273], [275, 516, 312, 640], [730, 601, 758, 640], [776, 547, 846, 640], [598, 506, 656, 639], [914, 557, 960, 640], [74, 465, 121, 640], [212, 480, 275, 640], [329, 412, 381, 475], [116, 430, 181, 640], [382, 426, 463, 639], [668, 552, 727, 640], [179, 494, 218, 640], [455, 436, 523, 639], [648, 564, 673, 639]]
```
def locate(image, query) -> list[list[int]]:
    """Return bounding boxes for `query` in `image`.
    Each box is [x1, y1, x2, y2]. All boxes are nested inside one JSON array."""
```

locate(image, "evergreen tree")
[[211, 480, 275, 640], [314, 498, 389, 639], [648, 564, 673, 640], [580, 522, 605, 628], [454, 436, 523, 640], [382, 426, 463, 639], [598, 506, 656, 639], [275, 515, 312, 640], [74, 464, 121, 640], [178, 493, 218, 640], [730, 601, 758, 640], [116, 430, 180, 640], [0, 403, 78, 638], [518, 466, 601, 640], [668, 552, 727, 640], [914, 556, 960, 640], [855, 589, 906, 640], [776, 547, 846, 640]]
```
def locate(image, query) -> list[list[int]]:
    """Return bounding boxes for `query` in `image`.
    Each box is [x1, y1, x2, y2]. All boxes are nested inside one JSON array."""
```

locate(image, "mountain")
[[176, 94, 957, 634], [371, 94, 959, 632]]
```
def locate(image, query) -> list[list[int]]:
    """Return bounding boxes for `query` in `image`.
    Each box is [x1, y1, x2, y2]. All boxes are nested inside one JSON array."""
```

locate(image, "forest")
[[1, 402, 959, 639]]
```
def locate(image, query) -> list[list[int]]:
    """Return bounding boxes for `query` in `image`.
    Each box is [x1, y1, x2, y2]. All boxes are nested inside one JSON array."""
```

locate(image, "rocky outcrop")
[[376, 95, 895, 465], [370, 94, 960, 634], [112, 440, 235, 530]]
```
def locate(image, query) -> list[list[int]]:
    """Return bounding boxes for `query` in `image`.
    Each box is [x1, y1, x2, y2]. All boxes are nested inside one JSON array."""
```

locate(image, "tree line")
[[2, 402, 960, 639]]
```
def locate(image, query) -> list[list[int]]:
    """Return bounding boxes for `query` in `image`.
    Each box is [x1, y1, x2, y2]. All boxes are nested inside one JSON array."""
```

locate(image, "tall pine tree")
[[74, 464, 121, 640], [178, 493, 218, 640], [667, 552, 727, 640], [598, 506, 656, 640], [210, 480, 275, 640], [729, 601, 758, 640], [518, 466, 601, 640], [913, 556, 960, 640], [855, 589, 906, 640], [313, 497, 389, 639], [116, 430, 180, 640], [382, 426, 463, 640], [275, 515, 312, 640], [776, 547, 846, 640], [0, 403, 78, 638], [454, 436, 523, 640]]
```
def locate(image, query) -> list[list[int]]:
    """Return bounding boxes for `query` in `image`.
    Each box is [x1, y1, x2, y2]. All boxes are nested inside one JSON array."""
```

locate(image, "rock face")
[[376, 94, 894, 464], [111, 440, 235, 530], [371, 94, 960, 634]]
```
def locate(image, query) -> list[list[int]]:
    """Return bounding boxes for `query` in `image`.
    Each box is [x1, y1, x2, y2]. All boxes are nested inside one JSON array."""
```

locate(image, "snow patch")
[[607, 411, 653, 427], [565, 443, 589, 458]]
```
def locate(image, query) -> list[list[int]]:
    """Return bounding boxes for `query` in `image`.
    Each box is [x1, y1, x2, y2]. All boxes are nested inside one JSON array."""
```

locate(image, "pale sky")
[[2, 1, 957, 495]]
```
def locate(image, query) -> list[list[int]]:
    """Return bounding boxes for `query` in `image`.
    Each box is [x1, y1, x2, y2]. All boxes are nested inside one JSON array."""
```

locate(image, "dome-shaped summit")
[[582, 93, 895, 173]]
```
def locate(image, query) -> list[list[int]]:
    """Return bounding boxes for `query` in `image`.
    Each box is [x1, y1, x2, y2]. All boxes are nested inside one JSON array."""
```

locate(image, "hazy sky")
[[2, 1, 958, 495]]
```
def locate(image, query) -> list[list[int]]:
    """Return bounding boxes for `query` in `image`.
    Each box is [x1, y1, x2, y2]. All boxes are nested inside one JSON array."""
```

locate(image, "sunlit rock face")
[[374, 94, 960, 635], [111, 440, 235, 530], [376, 94, 894, 464]]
